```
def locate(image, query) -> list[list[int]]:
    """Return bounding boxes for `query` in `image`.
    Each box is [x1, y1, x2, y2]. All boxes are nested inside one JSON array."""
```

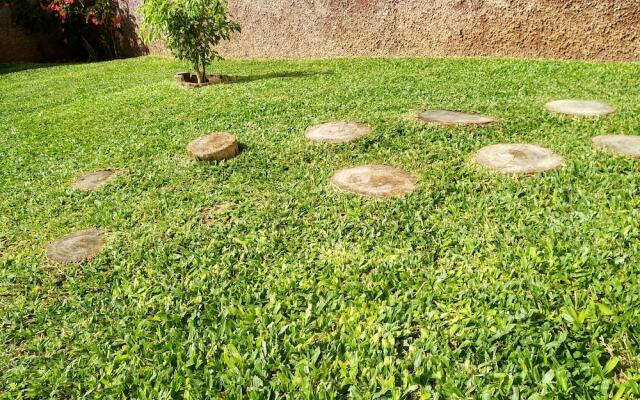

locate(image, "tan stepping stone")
[[592, 135, 640, 158], [46, 229, 105, 264], [474, 144, 564, 174], [545, 100, 615, 117], [305, 121, 372, 143], [72, 169, 121, 191], [187, 133, 239, 161], [200, 203, 233, 223], [417, 110, 495, 126], [331, 164, 417, 198]]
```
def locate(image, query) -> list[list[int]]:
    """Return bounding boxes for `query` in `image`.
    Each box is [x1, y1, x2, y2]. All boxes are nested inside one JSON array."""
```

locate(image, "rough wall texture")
[[0, 8, 58, 62], [212, 0, 640, 61], [116, 0, 153, 57], [3, 0, 639, 62]]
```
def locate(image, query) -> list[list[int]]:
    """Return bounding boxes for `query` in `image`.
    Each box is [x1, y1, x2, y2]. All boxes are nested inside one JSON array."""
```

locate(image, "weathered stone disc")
[[187, 133, 239, 161], [72, 169, 120, 191], [474, 144, 564, 174], [200, 203, 232, 223], [545, 100, 615, 117], [331, 164, 417, 198], [45, 229, 105, 264], [305, 121, 372, 143], [592, 135, 640, 158], [418, 110, 495, 126]]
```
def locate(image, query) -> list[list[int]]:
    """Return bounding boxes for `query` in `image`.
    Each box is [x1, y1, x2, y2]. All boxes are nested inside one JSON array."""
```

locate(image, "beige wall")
[[3, 0, 639, 62], [213, 0, 639, 61]]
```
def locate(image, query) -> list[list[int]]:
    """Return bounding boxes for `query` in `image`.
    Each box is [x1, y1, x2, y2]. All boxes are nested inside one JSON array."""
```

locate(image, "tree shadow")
[[229, 70, 333, 84], [0, 63, 66, 75], [113, 0, 149, 58]]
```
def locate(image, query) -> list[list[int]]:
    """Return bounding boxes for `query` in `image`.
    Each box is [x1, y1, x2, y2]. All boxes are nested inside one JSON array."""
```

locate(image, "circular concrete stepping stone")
[[592, 135, 640, 158], [305, 121, 372, 143], [331, 164, 416, 198], [72, 169, 121, 191], [545, 100, 615, 117], [187, 133, 239, 161], [474, 144, 564, 174], [46, 229, 105, 264], [418, 110, 495, 126]]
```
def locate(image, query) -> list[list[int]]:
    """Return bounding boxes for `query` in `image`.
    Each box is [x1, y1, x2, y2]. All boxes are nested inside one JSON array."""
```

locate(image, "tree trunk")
[[80, 35, 98, 62], [201, 53, 207, 83], [194, 62, 203, 84]]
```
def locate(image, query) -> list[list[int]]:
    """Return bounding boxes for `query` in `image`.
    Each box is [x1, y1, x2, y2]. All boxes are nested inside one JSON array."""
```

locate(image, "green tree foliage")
[[139, 0, 240, 83]]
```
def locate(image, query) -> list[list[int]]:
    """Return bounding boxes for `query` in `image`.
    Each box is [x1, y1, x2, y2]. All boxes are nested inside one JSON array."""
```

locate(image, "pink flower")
[[63, 0, 73, 4], [90, 16, 104, 25], [111, 16, 121, 27]]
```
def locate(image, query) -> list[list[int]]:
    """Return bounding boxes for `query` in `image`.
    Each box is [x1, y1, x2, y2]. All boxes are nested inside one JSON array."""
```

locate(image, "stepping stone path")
[[545, 100, 615, 117], [331, 164, 416, 198], [474, 144, 564, 174], [592, 135, 640, 158], [72, 169, 121, 191], [187, 133, 239, 161], [305, 121, 372, 143], [418, 110, 495, 126], [46, 228, 105, 264]]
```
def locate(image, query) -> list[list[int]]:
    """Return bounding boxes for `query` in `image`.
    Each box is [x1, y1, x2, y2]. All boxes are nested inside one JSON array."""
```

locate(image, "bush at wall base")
[[5, 0, 123, 61]]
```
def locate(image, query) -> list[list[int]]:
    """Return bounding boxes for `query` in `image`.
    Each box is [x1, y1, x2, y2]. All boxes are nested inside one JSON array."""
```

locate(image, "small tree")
[[140, 0, 240, 84]]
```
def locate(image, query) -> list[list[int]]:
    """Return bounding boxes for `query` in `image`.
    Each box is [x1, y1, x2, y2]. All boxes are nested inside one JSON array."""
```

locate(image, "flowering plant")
[[39, 0, 119, 27], [7, 0, 122, 60]]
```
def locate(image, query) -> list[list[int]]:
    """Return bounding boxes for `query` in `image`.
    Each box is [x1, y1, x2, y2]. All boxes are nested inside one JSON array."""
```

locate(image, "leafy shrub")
[[5, 0, 123, 60], [139, 0, 240, 83]]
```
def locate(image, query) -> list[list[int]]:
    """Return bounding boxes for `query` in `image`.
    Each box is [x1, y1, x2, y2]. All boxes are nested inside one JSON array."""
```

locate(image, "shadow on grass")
[[230, 70, 333, 84], [0, 63, 71, 75]]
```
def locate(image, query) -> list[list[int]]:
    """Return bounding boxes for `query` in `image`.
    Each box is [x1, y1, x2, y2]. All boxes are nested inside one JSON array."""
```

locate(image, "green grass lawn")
[[1, 56, 640, 399]]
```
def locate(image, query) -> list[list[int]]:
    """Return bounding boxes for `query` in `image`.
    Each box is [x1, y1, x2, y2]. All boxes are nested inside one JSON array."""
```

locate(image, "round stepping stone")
[[45, 229, 105, 264], [305, 121, 372, 143], [474, 144, 564, 174], [200, 203, 232, 223], [418, 110, 495, 126], [331, 164, 417, 198], [592, 135, 640, 158], [545, 100, 615, 117], [187, 133, 239, 161], [72, 169, 120, 191]]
